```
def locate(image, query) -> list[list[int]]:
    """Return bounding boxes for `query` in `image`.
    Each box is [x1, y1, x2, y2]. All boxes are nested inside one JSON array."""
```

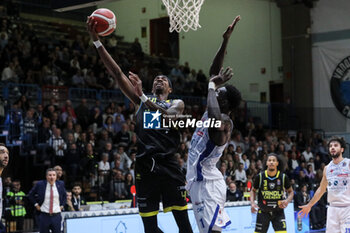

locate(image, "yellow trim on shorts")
[[163, 205, 188, 213], [139, 210, 159, 217]]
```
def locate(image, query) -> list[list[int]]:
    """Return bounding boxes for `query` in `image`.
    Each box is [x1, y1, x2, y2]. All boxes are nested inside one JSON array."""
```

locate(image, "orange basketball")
[[90, 8, 117, 37]]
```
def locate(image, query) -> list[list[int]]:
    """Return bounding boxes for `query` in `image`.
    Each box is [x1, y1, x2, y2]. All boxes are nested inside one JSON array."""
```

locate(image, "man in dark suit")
[[28, 168, 67, 233]]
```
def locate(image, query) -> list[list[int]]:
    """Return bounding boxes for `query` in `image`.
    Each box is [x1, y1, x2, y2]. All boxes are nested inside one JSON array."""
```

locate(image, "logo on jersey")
[[143, 110, 161, 129], [269, 183, 276, 189], [197, 131, 204, 137], [328, 181, 332, 187], [334, 180, 339, 186], [277, 179, 281, 186], [143, 111, 222, 129], [343, 162, 347, 167], [343, 180, 348, 186]]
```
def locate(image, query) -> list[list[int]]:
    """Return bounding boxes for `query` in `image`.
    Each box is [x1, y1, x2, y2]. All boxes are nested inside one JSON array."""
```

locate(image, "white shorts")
[[326, 206, 350, 233], [188, 179, 231, 233]]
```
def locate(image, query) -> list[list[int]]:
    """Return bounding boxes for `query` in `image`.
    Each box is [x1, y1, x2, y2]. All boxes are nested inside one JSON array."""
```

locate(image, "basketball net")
[[161, 0, 204, 33]]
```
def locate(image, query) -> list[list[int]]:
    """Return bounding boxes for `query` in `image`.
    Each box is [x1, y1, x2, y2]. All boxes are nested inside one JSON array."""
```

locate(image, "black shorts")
[[135, 156, 188, 217], [255, 209, 287, 233]]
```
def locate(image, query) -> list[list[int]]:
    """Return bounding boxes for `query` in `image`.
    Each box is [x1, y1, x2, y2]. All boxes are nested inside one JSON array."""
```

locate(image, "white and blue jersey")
[[186, 112, 227, 187], [186, 111, 231, 233], [326, 158, 350, 207], [325, 158, 350, 233]]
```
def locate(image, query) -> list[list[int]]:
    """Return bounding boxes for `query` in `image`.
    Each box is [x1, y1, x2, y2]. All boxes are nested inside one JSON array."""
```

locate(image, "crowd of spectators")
[[0, 8, 330, 230], [0, 14, 209, 96]]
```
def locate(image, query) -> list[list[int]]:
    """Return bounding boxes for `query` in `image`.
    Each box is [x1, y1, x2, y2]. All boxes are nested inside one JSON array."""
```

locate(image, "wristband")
[[93, 40, 102, 48], [140, 93, 148, 103], [208, 81, 216, 90]]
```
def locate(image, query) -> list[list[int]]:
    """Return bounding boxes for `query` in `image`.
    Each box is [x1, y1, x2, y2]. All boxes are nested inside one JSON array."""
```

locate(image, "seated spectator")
[[113, 115, 124, 134], [64, 143, 80, 182], [124, 173, 134, 200], [305, 164, 316, 188], [219, 162, 228, 180], [196, 69, 206, 83], [99, 142, 114, 161], [80, 143, 98, 182], [89, 107, 103, 131], [2, 62, 18, 83], [98, 153, 110, 178], [72, 69, 85, 87], [115, 144, 131, 171], [130, 37, 143, 58], [226, 159, 236, 178], [235, 163, 247, 186], [113, 123, 130, 145], [296, 170, 308, 186], [85, 70, 105, 89], [74, 99, 90, 130], [103, 116, 115, 136], [61, 106, 77, 124], [49, 128, 66, 165], [241, 153, 250, 170], [246, 162, 258, 178], [97, 130, 112, 150], [65, 133, 75, 148], [284, 136, 294, 151], [54, 165, 65, 181], [21, 108, 38, 152], [110, 156, 122, 171], [64, 191, 75, 211], [226, 182, 243, 202], [294, 184, 310, 210], [109, 169, 127, 201], [314, 153, 322, 171], [302, 146, 313, 162], [72, 183, 86, 211], [288, 151, 299, 171]]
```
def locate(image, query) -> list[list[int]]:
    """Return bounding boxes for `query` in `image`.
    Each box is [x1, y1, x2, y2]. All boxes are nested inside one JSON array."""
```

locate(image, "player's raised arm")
[[298, 165, 328, 217], [209, 15, 240, 76], [207, 67, 233, 146], [86, 16, 140, 105]]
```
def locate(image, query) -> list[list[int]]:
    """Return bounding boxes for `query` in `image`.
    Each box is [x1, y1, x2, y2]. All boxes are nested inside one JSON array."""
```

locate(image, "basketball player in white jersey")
[[186, 16, 242, 233], [298, 137, 350, 233]]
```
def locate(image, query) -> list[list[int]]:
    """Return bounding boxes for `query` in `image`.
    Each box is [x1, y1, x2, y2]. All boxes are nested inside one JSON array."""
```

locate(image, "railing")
[[42, 85, 69, 107], [2, 83, 42, 105], [1, 83, 304, 131], [69, 87, 99, 101], [99, 89, 128, 106], [246, 101, 269, 126]]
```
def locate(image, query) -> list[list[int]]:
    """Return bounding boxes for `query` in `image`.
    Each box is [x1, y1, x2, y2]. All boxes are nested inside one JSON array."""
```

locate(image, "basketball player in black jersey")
[[87, 17, 192, 233], [250, 153, 294, 233]]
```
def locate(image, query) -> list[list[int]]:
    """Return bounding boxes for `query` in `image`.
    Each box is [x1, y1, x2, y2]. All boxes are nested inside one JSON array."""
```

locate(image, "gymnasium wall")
[[311, 0, 350, 132], [100, 0, 283, 102]]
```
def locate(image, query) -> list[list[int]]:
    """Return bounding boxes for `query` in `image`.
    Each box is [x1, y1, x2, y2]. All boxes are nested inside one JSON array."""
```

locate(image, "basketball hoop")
[[161, 0, 204, 33]]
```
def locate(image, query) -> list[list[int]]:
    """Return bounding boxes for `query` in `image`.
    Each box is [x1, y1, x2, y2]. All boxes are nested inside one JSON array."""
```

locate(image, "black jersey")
[[135, 96, 182, 177], [253, 170, 291, 212]]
